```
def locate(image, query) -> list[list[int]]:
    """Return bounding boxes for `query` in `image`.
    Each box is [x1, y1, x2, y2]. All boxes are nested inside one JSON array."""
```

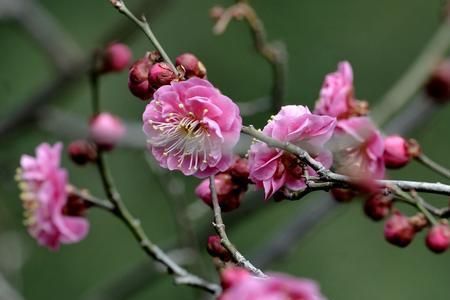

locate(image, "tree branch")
[[209, 175, 266, 277]]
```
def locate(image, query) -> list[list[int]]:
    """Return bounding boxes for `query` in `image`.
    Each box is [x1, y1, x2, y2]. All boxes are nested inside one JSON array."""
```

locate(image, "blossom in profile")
[[143, 77, 242, 178], [16, 143, 89, 250], [328, 116, 385, 179], [248, 105, 336, 199], [314, 61, 367, 119], [219, 267, 327, 300]]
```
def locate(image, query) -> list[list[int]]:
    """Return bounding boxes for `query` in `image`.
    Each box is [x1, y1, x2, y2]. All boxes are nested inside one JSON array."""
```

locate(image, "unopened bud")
[[363, 193, 392, 221], [206, 235, 231, 262], [425, 59, 450, 103], [331, 188, 357, 202], [89, 112, 125, 151], [383, 135, 412, 169], [68, 140, 97, 165], [426, 223, 450, 253], [210, 6, 225, 20], [128, 58, 154, 100], [148, 62, 177, 88], [175, 53, 207, 79], [101, 43, 132, 73], [384, 211, 416, 247]]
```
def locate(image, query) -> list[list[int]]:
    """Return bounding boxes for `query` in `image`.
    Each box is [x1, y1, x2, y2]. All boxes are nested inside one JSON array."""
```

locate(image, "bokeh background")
[[1, 0, 450, 299]]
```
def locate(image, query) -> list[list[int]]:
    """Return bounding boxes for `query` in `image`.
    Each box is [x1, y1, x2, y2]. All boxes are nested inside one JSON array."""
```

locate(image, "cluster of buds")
[[195, 157, 250, 212], [382, 211, 450, 253], [68, 112, 126, 165], [128, 52, 206, 100]]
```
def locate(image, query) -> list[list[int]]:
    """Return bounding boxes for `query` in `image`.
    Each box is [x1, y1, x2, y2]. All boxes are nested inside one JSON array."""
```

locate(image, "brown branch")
[[209, 175, 266, 277], [213, 1, 287, 112], [242, 125, 450, 197]]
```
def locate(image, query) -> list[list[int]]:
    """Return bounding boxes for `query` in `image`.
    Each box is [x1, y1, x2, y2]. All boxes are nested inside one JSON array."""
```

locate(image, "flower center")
[[148, 105, 213, 171]]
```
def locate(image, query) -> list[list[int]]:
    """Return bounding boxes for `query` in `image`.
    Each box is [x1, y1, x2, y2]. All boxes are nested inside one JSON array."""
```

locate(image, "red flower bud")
[[101, 43, 132, 73], [363, 193, 392, 221], [206, 235, 231, 262], [128, 58, 154, 100], [228, 157, 250, 181], [89, 112, 125, 151], [425, 59, 450, 103], [63, 193, 91, 217], [175, 53, 207, 79], [426, 223, 450, 253], [383, 135, 411, 169], [331, 188, 357, 202], [384, 212, 416, 247], [148, 62, 177, 88], [68, 140, 97, 165]]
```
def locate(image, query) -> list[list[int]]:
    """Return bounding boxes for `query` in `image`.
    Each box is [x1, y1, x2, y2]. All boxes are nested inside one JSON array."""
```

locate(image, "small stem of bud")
[[415, 152, 450, 180], [109, 0, 178, 74]]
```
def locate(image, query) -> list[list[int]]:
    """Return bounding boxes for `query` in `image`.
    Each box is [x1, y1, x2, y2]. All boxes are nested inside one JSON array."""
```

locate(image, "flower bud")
[[228, 157, 250, 182], [210, 6, 225, 20], [195, 173, 243, 212], [101, 43, 132, 73], [426, 223, 450, 253], [363, 193, 392, 221], [148, 62, 177, 88], [384, 212, 416, 247], [206, 235, 231, 262], [383, 135, 411, 169], [331, 188, 357, 202], [63, 193, 91, 217], [175, 53, 207, 78], [128, 58, 154, 100], [68, 140, 97, 165], [89, 112, 125, 151], [220, 267, 250, 290], [425, 59, 450, 103]]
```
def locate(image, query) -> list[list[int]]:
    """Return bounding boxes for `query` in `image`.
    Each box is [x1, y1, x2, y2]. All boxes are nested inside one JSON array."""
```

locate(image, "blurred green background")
[[1, 0, 450, 299]]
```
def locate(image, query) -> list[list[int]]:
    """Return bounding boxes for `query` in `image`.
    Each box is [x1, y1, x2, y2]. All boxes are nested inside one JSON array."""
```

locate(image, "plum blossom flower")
[[328, 117, 385, 179], [314, 61, 367, 119], [219, 267, 327, 300], [248, 105, 336, 199], [143, 77, 242, 178], [16, 143, 89, 250]]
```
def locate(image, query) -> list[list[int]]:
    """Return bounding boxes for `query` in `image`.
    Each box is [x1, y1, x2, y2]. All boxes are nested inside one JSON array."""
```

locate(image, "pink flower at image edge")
[[219, 267, 327, 300], [17, 143, 89, 250], [143, 77, 242, 178]]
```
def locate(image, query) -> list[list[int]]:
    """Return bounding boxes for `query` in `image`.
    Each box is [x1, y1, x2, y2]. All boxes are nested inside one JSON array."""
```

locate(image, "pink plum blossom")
[[219, 267, 327, 300], [248, 105, 336, 199], [328, 117, 385, 179], [16, 143, 89, 250], [143, 77, 242, 178], [314, 61, 364, 119]]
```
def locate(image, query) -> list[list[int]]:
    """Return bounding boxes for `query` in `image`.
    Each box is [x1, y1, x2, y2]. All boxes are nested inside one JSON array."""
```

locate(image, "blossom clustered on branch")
[[12, 1, 450, 299]]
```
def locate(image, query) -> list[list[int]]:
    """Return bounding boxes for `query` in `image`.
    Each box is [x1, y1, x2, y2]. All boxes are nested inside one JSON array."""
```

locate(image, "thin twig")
[[209, 175, 266, 277], [213, 1, 287, 112], [241, 125, 450, 196], [67, 185, 114, 211], [415, 152, 450, 180], [372, 19, 450, 125], [110, 0, 177, 73]]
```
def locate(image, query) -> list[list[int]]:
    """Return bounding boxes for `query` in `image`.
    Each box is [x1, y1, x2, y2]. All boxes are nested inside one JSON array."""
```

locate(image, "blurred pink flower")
[[328, 117, 385, 179], [16, 143, 89, 250], [314, 61, 361, 119], [219, 267, 327, 300], [89, 112, 126, 150], [248, 105, 336, 199], [143, 77, 242, 178]]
